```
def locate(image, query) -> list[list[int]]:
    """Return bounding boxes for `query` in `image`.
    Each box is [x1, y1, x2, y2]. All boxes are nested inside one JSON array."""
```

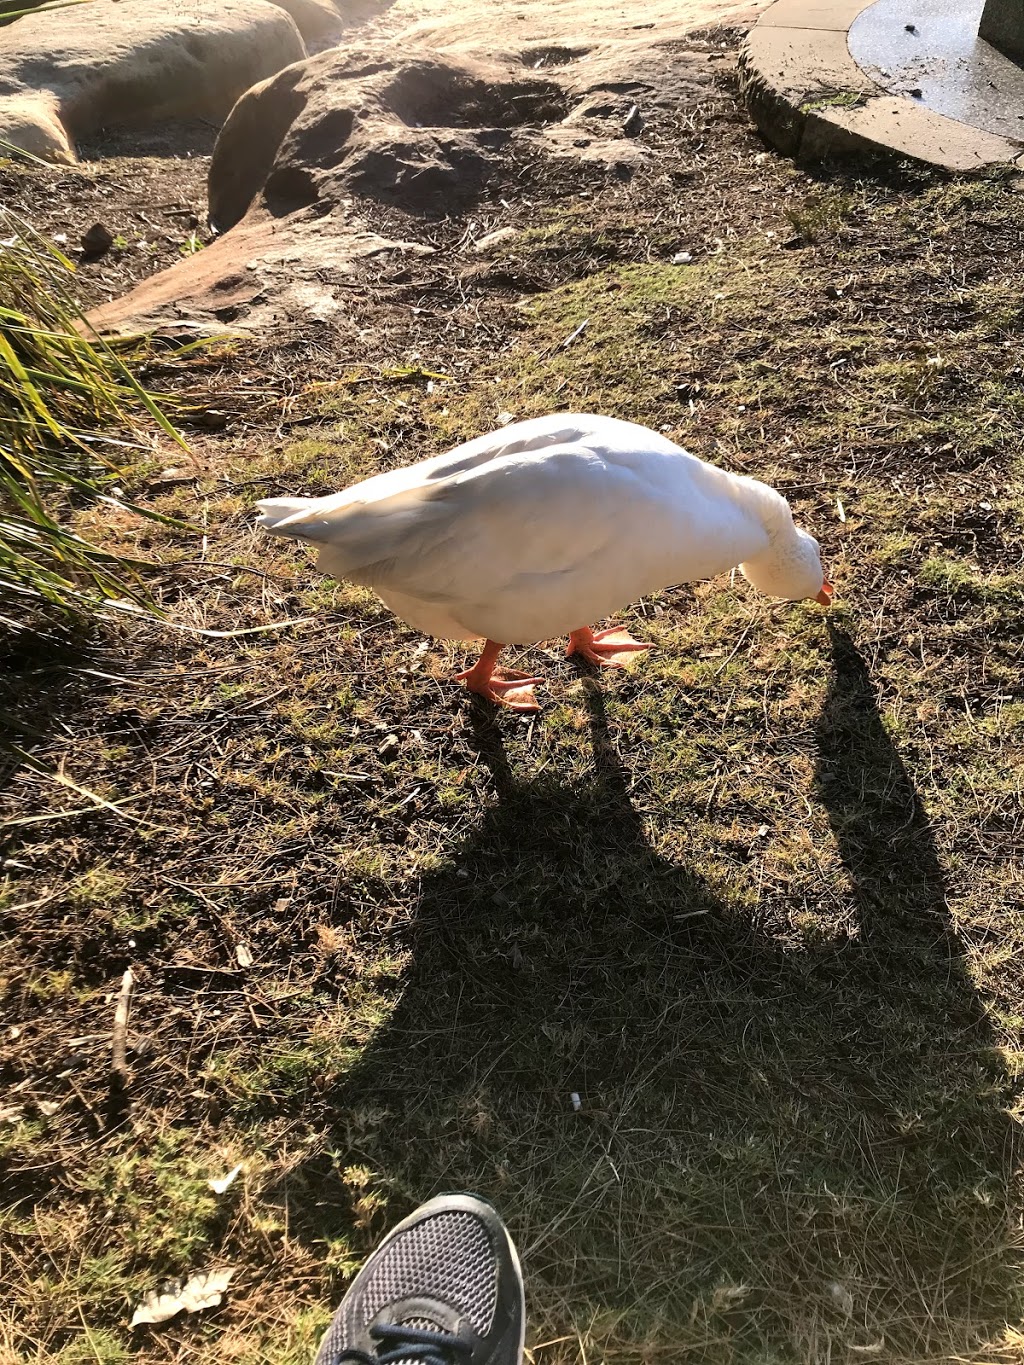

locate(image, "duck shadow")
[[303, 626, 1018, 1358]]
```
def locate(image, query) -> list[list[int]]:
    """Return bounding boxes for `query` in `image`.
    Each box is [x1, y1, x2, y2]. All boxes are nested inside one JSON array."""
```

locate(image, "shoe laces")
[[338, 1322, 473, 1365]]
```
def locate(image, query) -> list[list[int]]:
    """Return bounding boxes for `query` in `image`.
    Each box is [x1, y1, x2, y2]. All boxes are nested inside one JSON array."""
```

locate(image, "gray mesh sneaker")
[[314, 1193, 525, 1365]]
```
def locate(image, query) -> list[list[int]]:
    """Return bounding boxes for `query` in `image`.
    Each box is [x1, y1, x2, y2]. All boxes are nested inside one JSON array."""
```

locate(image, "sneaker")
[[314, 1192, 525, 1365]]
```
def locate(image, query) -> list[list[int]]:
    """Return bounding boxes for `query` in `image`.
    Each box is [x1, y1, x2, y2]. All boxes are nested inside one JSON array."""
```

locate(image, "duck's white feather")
[[259, 413, 799, 643]]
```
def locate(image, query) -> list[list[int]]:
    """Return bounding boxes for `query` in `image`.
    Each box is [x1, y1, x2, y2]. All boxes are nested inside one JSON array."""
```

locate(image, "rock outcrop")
[[0, 0, 308, 163], [86, 0, 763, 334], [269, 0, 377, 47], [208, 49, 569, 231]]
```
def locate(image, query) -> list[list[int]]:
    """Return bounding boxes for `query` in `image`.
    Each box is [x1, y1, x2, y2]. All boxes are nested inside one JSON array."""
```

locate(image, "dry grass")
[[2, 55, 1024, 1365]]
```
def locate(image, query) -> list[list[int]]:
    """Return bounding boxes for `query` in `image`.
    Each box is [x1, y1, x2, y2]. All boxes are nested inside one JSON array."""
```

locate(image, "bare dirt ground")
[[0, 121, 215, 311], [3, 8, 1024, 1365]]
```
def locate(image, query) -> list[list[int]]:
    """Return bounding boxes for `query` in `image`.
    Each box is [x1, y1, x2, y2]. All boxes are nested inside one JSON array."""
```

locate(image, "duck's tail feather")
[[257, 497, 320, 536]]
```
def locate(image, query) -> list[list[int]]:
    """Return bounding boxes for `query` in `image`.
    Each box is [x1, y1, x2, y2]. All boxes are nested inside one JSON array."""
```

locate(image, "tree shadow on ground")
[[306, 626, 1019, 1360]]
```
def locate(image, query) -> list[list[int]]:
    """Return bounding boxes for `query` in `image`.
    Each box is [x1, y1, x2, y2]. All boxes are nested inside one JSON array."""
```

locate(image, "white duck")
[[258, 413, 833, 711]]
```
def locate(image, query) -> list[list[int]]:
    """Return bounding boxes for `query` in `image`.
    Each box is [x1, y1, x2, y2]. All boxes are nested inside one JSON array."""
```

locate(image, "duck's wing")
[[261, 440, 656, 603], [364, 445, 659, 605], [258, 413, 678, 538]]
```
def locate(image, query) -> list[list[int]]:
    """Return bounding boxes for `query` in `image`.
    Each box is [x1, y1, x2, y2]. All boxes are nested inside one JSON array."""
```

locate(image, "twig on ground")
[[109, 968, 134, 1090]]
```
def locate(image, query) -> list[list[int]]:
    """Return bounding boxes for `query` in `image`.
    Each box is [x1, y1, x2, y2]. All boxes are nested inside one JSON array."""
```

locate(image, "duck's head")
[[740, 526, 833, 606]]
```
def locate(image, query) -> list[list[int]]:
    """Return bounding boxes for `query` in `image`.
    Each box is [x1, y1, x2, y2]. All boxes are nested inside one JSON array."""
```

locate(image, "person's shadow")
[[294, 627, 1018, 1359]]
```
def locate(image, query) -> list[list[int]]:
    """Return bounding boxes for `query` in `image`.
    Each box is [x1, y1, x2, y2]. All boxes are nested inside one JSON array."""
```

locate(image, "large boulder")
[[0, 0, 307, 163], [208, 47, 569, 230]]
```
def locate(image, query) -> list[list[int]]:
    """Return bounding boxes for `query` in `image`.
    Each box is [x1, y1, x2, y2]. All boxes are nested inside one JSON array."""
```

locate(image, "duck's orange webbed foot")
[[567, 626, 654, 669], [453, 639, 543, 712], [455, 666, 542, 712]]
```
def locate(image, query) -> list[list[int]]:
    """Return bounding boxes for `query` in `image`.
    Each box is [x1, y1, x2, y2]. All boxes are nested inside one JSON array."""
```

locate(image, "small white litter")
[[130, 1269, 234, 1328]]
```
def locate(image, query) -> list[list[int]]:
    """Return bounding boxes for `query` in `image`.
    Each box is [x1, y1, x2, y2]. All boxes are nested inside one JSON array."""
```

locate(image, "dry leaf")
[[314, 923, 342, 953], [208, 1163, 243, 1194], [407, 640, 431, 672], [235, 944, 254, 969], [130, 1268, 234, 1327], [377, 733, 400, 760], [0, 1105, 25, 1125]]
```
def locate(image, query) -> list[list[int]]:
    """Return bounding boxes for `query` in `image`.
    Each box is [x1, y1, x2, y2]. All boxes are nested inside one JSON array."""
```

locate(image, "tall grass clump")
[[0, 206, 188, 635]]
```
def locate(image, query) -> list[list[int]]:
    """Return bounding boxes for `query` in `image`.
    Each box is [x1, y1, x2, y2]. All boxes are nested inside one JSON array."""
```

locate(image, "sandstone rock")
[[540, 121, 650, 175], [266, 0, 377, 47], [0, 93, 71, 164], [0, 0, 307, 163], [203, 61, 313, 235], [367, 0, 760, 56], [86, 211, 434, 334], [87, 0, 761, 336], [208, 46, 569, 230]]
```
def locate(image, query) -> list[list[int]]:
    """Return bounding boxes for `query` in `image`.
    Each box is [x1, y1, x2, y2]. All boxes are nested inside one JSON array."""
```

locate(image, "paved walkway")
[[851, 0, 1024, 142], [741, 0, 1024, 171]]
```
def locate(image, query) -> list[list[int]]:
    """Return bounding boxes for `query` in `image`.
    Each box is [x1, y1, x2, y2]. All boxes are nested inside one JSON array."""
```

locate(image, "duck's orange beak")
[[814, 579, 834, 607]]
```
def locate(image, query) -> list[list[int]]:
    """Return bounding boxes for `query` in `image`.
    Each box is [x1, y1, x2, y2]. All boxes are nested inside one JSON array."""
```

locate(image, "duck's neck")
[[731, 474, 804, 594], [726, 471, 794, 551]]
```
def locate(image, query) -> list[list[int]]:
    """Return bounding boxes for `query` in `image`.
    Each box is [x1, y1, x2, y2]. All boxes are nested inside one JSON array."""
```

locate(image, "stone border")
[[739, 0, 1024, 172]]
